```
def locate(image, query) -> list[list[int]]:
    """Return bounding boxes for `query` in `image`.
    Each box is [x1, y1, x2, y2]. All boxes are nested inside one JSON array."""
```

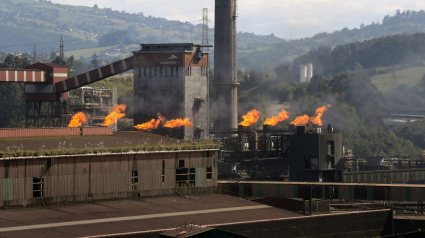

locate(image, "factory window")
[[155, 67, 157, 77], [160, 67, 163, 77], [189, 168, 195, 180], [171, 67, 174, 77], [46, 158, 54, 168], [149, 67, 152, 77], [327, 141, 335, 156], [161, 160, 165, 183], [178, 159, 185, 168], [207, 167, 212, 179], [131, 171, 138, 191], [144, 67, 147, 77], [186, 67, 192, 76], [165, 67, 168, 77], [33, 177, 43, 198], [176, 67, 179, 77], [176, 168, 195, 187], [138, 67, 142, 77], [304, 157, 319, 170]]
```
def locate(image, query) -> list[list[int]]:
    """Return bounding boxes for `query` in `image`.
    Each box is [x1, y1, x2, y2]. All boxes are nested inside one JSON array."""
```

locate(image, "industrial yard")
[[0, 0, 425, 237]]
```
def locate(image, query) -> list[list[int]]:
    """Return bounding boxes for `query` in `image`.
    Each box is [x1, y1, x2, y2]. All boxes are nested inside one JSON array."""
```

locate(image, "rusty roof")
[[0, 194, 303, 238]]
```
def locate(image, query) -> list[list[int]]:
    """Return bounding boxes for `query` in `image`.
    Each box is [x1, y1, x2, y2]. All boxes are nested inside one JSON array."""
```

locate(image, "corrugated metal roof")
[[0, 194, 302, 238]]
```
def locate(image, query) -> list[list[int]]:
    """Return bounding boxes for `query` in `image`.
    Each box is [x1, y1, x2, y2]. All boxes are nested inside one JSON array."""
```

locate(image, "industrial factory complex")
[[0, 0, 425, 238]]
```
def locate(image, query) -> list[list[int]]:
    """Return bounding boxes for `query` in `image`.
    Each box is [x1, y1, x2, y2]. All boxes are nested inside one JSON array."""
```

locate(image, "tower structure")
[[133, 43, 210, 139], [59, 36, 64, 58], [213, 0, 238, 130], [202, 8, 209, 50]]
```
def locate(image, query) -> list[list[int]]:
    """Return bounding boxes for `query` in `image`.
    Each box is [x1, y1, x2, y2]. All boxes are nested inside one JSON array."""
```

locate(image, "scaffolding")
[[67, 86, 118, 130]]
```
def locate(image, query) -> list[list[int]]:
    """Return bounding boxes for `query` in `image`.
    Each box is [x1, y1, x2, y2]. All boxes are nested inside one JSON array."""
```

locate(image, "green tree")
[[0, 55, 31, 128], [50, 52, 57, 60], [0, 55, 30, 69], [274, 63, 293, 82]]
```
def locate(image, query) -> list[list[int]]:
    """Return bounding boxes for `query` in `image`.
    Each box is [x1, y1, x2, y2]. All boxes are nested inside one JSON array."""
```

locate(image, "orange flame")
[[102, 104, 126, 127], [134, 113, 165, 131], [290, 114, 310, 125], [310, 104, 333, 126], [68, 112, 87, 127], [239, 109, 261, 126], [264, 109, 289, 126], [164, 118, 194, 128]]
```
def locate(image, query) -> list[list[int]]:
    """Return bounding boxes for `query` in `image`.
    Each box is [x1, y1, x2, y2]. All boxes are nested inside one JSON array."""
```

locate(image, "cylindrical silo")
[[307, 63, 313, 83]]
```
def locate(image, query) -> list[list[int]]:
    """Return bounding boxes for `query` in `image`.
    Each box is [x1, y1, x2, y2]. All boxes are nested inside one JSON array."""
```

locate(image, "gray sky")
[[50, 0, 425, 39]]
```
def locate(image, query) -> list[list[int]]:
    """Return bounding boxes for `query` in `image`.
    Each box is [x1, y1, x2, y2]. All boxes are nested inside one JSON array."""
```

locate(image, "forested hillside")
[[240, 10, 425, 72], [292, 33, 425, 79], [2, 1, 425, 72], [0, 0, 283, 63]]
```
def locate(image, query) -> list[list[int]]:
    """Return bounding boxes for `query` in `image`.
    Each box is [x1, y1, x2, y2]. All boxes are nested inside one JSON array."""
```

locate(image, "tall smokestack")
[[214, 0, 238, 129]]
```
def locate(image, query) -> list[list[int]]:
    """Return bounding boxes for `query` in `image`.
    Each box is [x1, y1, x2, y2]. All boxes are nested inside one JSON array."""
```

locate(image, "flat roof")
[[0, 194, 303, 238], [0, 132, 218, 157]]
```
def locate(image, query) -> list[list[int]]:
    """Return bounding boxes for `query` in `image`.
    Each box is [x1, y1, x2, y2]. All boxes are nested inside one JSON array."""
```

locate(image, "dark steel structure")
[[213, 124, 343, 182], [213, 125, 291, 179], [289, 125, 343, 182]]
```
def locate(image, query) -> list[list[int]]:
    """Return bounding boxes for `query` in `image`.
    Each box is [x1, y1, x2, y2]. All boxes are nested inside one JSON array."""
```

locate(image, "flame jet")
[[310, 104, 332, 126], [264, 109, 289, 126], [290, 114, 310, 125], [239, 109, 261, 127], [164, 118, 194, 128], [134, 113, 165, 131], [103, 104, 126, 127], [68, 112, 87, 127]]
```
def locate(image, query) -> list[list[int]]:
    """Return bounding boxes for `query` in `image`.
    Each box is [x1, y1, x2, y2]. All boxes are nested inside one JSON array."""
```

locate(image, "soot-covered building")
[[133, 43, 210, 140]]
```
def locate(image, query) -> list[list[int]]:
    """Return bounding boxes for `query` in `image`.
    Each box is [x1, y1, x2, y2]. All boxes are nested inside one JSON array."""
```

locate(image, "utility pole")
[[59, 36, 64, 58], [202, 8, 209, 50], [33, 45, 37, 63]]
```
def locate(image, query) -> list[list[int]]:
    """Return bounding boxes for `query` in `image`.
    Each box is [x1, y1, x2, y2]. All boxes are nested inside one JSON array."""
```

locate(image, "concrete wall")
[[184, 67, 209, 139], [0, 150, 218, 208]]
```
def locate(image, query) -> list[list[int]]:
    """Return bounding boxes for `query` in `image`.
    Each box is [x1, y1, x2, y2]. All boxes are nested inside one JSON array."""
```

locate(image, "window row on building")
[[138, 67, 179, 78], [31, 159, 214, 198]]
